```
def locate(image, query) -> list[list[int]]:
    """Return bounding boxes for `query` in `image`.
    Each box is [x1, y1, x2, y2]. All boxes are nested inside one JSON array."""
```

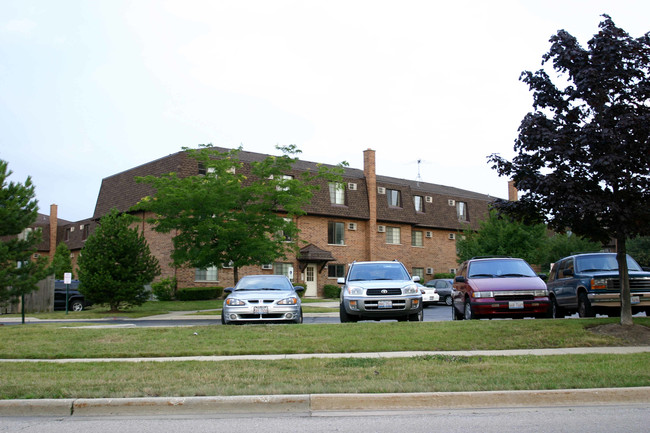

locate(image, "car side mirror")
[[224, 287, 234, 294], [538, 273, 547, 281], [337, 277, 345, 284], [412, 275, 420, 282], [293, 286, 305, 292], [454, 276, 466, 283]]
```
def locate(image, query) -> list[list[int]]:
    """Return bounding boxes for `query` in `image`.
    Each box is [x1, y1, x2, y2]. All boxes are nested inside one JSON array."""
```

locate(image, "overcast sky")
[[1, 0, 648, 221]]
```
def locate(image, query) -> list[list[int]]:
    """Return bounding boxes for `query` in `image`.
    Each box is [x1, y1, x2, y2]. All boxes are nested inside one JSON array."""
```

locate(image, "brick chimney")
[[508, 180, 518, 201], [49, 204, 58, 259], [364, 149, 377, 260]]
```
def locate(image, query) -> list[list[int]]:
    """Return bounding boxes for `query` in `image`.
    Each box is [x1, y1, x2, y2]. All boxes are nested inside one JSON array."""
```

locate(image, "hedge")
[[323, 284, 341, 299]]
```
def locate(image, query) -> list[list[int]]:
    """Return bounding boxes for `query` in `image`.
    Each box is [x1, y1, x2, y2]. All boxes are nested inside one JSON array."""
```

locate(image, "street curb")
[[1, 387, 649, 417]]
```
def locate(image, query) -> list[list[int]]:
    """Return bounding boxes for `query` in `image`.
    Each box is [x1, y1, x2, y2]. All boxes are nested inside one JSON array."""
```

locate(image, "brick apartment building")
[[85, 147, 495, 296]]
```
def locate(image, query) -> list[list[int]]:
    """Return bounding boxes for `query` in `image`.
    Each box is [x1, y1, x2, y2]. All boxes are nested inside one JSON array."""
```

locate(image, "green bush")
[[176, 286, 223, 301], [151, 277, 176, 301], [323, 284, 341, 299], [434, 272, 456, 279]]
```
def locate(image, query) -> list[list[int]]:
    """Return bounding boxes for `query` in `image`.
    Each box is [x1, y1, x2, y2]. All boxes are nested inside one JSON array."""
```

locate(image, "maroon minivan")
[[451, 257, 550, 320]]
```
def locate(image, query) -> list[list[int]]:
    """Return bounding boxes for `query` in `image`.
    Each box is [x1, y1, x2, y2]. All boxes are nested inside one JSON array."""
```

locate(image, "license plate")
[[253, 306, 268, 314], [429, 296, 436, 301], [378, 300, 393, 309], [631, 296, 640, 304], [509, 301, 524, 309]]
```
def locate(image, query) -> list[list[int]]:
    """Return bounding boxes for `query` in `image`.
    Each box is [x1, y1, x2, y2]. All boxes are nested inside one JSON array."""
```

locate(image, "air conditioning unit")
[[348, 183, 357, 191], [425, 231, 433, 238], [426, 267, 434, 275], [261, 264, 273, 270], [348, 222, 357, 231], [222, 261, 234, 269], [448, 233, 456, 240], [448, 199, 456, 206], [425, 196, 433, 203], [377, 225, 386, 233], [377, 187, 386, 194], [450, 268, 457, 274]]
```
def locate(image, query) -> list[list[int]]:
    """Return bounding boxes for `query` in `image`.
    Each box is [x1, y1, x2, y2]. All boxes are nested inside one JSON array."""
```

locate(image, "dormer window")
[[387, 189, 401, 207]]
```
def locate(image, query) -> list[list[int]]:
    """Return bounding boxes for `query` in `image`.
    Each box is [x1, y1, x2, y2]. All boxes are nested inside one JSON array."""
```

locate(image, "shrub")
[[151, 277, 176, 301], [176, 286, 223, 301], [434, 272, 456, 279], [323, 284, 341, 299]]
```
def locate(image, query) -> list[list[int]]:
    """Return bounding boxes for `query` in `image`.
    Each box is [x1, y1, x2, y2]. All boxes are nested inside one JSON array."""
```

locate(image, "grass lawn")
[[1, 312, 648, 399]]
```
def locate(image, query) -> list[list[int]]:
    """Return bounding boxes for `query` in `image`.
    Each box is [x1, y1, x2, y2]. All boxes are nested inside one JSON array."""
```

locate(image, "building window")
[[329, 182, 345, 205], [271, 174, 293, 191], [279, 217, 293, 241], [195, 266, 218, 282], [274, 262, 294, 281], [414, 195, 423, 212], [412, 268, 424, 281], [328, 264, 345, 278], [387, 189, 401, 207], [411, 230, 423, 247], [457, 201, 468, 221], [82, 224, 90, 240], [64, 228, 71, 241], [386, 227, 401, 244], [328, 221, 345, 245]]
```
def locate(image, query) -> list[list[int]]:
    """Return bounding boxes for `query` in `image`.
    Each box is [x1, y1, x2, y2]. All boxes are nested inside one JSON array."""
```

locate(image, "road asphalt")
[[1, 304, 649, 417]]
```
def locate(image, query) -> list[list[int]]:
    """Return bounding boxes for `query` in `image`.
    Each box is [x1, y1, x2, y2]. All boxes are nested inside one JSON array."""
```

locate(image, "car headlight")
[[591, 278, 607, 290], [278, 297, 298, 305], [472, 291, 494, 298], [533, 290, 548, 297], [402, 284, 419, 295], [225, 298, 245, 306], [346, 285, 365, 296]]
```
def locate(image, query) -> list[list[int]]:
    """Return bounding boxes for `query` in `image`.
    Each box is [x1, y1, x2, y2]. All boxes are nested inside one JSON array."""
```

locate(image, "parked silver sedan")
[[221, 275, 304, 324]]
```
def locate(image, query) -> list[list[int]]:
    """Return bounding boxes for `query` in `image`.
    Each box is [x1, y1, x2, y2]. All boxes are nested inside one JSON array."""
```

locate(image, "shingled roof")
[[93, 147, 495, 230]]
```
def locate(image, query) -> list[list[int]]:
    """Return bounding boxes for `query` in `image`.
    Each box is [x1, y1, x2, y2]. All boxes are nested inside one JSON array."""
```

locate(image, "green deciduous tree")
[[489, 15, 650, 325], [456, 210, 547, 265], [0, 160, 49, 311], [77, 209, 160, 312], [627, 236, 650, 268], [50, 242, 73, 279], [135, 145, 345, 283]]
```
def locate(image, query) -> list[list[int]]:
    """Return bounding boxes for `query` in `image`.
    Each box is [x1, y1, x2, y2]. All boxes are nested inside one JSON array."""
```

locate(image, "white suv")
[[338, 261, 423, 322]]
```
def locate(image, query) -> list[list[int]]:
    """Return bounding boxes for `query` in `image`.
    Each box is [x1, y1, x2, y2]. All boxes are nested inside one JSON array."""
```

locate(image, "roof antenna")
[[416, 159, 422, 186]]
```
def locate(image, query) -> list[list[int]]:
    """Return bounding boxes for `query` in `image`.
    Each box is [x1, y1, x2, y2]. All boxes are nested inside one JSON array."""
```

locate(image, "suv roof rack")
[[470, 255, 512, 260]]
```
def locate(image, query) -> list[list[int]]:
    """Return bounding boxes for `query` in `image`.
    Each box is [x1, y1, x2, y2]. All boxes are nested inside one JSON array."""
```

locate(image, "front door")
[[305, 264, 317, 297]]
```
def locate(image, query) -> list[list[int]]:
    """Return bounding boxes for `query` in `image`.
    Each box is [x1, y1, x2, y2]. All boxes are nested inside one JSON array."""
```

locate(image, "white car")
[[222, 275, 304, 324], [418, 283, 439, 307]]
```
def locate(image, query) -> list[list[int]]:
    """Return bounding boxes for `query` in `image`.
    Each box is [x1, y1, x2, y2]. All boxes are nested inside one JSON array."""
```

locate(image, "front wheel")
[[294, 309, 304, 324], [69, 300, 84, 312], [464, 299, 477, 320], [409, 309, 423, 322], [578, 292, 595, 318], [444, 295, 453, 306], [339, 303, 358, 323]]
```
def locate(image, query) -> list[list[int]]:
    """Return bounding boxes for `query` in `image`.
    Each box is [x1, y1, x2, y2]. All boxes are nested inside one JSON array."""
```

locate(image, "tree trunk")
[[617, 236, 633, 326], [233, 266, 240, 285]]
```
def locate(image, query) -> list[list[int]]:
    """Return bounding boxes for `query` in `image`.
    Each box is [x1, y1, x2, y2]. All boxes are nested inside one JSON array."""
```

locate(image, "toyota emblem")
[[381, 289, 388, 294]]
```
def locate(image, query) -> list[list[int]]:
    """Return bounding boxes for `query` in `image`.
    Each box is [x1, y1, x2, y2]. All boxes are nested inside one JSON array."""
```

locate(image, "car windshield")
[[576, 254, 643, 272], [235, 276, 293, 291], [348, 263, 411, 281], [468, 259, 537, 278]]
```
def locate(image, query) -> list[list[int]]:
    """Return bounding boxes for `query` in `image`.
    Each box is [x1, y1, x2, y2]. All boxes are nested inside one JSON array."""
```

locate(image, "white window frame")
[[386, 227, 401, 245], [195, 266, 218, 282], [329, 182, 345, 205]]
